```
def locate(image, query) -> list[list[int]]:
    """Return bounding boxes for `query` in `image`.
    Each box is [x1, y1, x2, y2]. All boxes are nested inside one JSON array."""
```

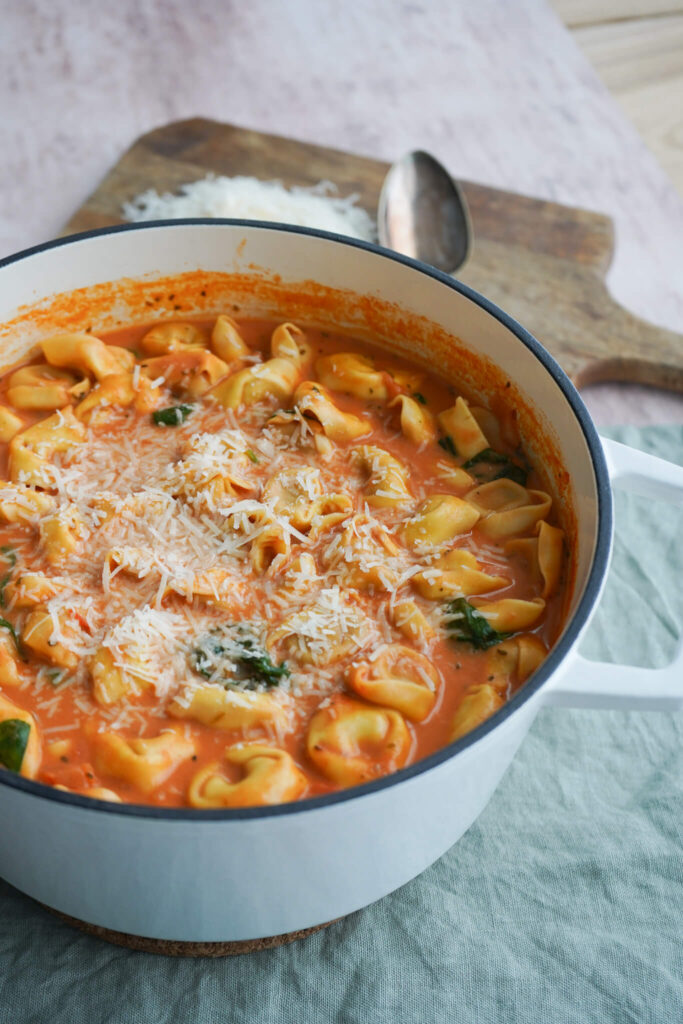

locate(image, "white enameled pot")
[[0, 222, 681, 943]]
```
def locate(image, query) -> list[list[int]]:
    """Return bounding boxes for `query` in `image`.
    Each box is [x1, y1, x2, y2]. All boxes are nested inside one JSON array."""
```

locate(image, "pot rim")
[[0, 219, 612, 820]]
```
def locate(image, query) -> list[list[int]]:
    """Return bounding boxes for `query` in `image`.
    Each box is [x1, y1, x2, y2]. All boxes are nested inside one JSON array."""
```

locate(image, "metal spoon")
[[378, 150, 472, 274]]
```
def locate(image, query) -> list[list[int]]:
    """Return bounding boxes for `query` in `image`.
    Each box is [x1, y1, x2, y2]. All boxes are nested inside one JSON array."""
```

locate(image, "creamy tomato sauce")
[[0, 317, 567, 807]]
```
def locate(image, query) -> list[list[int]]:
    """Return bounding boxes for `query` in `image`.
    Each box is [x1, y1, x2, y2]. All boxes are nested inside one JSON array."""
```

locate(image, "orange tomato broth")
[[0, 317, 567, 807]]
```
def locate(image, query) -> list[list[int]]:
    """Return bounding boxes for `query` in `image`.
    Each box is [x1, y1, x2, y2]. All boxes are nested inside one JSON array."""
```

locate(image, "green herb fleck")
[[0, 719, 30, 773], [0, 618, 23, 657], [462, 448, 508, 469], [190, 625, 289, 690], [438, 435, 457, 457], [47, 668, 66, 687], [246, 449, 259, 464], [413, 392, 427, 405], [152, 404, 195, 427], [444, 598, 512, 650], [462, 447, 527, 486]]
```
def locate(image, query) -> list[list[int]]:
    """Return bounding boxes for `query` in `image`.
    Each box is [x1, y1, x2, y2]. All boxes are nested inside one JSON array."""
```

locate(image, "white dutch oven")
[[0, 222, 681, 943]]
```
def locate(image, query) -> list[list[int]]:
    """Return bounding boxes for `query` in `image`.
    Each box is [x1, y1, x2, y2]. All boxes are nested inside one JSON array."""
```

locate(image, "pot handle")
[[543, 437, 683, 711]]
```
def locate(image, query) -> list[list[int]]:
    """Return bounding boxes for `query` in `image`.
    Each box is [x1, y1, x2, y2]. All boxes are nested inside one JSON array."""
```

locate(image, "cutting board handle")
[[571, 294, 683, 393]]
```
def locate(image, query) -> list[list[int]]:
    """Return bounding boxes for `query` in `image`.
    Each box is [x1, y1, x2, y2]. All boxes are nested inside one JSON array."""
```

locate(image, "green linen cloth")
[[0, 425, 681, 1024]]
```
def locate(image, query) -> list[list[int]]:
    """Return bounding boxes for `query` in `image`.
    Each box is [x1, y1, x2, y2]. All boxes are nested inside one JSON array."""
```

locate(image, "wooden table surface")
[[552, 0, 683, 197], [1, 0, 682, 426]]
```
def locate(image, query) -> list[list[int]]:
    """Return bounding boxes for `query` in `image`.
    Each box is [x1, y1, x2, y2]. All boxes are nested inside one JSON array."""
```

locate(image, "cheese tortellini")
[[349, 645, 439, 721], [9, 408, 86, 486], [188, 745, 307, 808], [352, 445, 412, 507], [307, 696, 411, 785], [168, 684, 292, 733], [93, 728, 195, 793], [212, 322, 311, 409]]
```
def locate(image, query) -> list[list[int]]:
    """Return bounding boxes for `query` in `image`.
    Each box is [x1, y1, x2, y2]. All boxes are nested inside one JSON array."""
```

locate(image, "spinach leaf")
[[412, 392, 427, 405], [444, 598, 512, 650], [152, 404, 195, 427], [463, 447, 527, 486], [190, 625, 289, 690], [462, 448, 509, 468], [0, 719, 30, 773], [238, 642, 290, 686], [438, 435, 458, 457]]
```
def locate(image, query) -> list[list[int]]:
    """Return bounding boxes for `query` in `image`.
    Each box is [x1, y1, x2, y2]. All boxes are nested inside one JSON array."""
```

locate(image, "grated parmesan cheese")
[[122, 175, 377, 242]]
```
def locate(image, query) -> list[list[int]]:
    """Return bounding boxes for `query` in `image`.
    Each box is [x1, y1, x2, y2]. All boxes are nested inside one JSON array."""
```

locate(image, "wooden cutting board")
[[63, 117, 683, 393]]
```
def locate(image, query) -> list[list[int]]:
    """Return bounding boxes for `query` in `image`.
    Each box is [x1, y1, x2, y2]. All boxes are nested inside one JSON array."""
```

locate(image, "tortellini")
[[42, 332, 134, 380], [352, 445, 412, 507], [250, 517, 291, 574], [212, 322, 310, 409], [438, 397, 489, 460], [188, 745, 307, 808], [316, 352, 387, 400], [23, 607, 81, 670], [466, 479, 552, 540], [506, 521, 564, 598], [210, 315, 250, 363], [9, 408, 86, 487], [277, 553, 322, 596], [167, 431, 256, 508], [93, 728, 195, 793], [75, 372, 163, 421], [39, 504, 89, 563], [140, 321, 207, 355], [390, 599, 435, 646], [469, 597, 545, 632], [0, 485, 55, 525], [140, 350, 229, 399], [322, 515, 401, 593], [348, 645, 439, 721], [413, 549, 508, 600], [90, 646, 151, 706], [168, 684, 292, 732], [450, 684, 504, 742], [388, 394, 436, 445], [262, 466, 352, 534], [486, 635, 548, 691], [7, 364, 90, 410], [164, 567, 251, 612], [307, 696, 411, 785], [0, 633, 21, 687], [403, 495, 480, 551], [0, 406, 24, 442], [268, 588, 370, 666], [292, 381, 369, 442], [218, 500, 291, 573]]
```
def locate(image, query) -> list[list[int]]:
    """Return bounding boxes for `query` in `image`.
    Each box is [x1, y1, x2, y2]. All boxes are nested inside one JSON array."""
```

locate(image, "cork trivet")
[[43, 904, 337, 957]]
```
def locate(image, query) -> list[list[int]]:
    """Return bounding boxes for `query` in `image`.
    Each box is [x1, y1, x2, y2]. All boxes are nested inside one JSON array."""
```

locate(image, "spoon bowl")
[[378, 150, 472, 274]]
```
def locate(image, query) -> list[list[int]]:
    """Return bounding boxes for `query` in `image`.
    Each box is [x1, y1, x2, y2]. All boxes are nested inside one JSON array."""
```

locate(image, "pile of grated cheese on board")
[[122, 175, 377, 241]]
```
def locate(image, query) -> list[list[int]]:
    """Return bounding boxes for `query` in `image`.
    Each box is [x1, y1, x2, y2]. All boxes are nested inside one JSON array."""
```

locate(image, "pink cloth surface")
[[1, 0, 681, 427]]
